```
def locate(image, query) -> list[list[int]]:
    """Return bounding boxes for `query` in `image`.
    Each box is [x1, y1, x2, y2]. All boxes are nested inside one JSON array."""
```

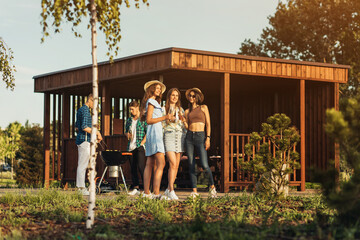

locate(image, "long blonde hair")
[[140, 83, 163, 121]]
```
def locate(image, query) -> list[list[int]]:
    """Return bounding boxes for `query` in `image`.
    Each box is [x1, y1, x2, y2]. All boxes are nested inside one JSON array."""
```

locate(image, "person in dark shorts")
[[125, 100, 147, 196]]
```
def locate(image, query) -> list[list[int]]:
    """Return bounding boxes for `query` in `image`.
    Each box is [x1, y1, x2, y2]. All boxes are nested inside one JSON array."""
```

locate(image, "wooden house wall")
[[229, 75, 336, 179], [171, 50, 348, 83], [229, 76, 300, 134], [305, 82, 335, 180]]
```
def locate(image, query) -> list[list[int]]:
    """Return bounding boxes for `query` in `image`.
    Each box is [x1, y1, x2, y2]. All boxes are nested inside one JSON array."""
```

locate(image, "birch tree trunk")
[[86, 0, 99, 229]]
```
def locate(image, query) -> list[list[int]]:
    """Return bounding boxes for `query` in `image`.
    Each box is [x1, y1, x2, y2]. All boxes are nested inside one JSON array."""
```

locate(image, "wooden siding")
[[171, 50, 348, 84], [34, 51, 172, 92], [229, 76, 335, 182], [305, 81, 335, 180], [34, 48, 349, 93], [229, 76, 300, 134]]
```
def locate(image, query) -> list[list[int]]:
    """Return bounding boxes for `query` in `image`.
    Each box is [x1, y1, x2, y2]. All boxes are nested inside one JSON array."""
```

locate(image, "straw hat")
[[143, 80, 166, 94], [185, 87, 204, 103]]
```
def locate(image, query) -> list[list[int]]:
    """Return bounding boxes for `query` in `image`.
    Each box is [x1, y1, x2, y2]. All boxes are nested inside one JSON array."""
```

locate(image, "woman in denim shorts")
[[162, 88, 186, 200]]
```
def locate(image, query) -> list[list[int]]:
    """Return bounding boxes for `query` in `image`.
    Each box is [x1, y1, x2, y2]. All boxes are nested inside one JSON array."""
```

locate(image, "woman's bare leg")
[[166, 152, 176, 191], [143, 156, 154, 194], [152, 152, 165, 195], [167, 152, 181, 191]]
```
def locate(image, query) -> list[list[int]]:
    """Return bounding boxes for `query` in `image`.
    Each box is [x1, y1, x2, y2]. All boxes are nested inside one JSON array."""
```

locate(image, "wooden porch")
[[33, 47, 349, 192]]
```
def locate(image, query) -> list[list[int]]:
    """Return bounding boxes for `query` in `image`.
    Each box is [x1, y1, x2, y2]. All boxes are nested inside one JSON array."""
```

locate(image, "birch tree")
[[41, 0, 149, 229], [0, 37, 16, 90]]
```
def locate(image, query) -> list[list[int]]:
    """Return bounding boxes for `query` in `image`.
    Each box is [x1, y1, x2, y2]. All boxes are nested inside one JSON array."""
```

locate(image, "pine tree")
[[15, 124, 43, 187], [321, 90, 360, 225]]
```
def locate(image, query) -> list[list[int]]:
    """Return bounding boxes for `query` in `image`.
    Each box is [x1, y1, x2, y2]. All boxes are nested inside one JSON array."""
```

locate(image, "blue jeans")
[[185, 131, 215, 188]]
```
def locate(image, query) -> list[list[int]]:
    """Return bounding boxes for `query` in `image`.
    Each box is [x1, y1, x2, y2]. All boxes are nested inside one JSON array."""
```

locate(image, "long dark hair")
[[140, 83, 163, 121], [188, 90, 202, 112]]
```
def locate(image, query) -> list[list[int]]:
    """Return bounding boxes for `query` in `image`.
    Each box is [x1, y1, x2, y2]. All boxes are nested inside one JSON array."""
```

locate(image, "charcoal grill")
[[97, 141, 132, 194]]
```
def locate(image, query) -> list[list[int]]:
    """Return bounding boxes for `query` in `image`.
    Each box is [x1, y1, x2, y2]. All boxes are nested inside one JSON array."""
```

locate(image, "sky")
[[0, 0, 279, 128]]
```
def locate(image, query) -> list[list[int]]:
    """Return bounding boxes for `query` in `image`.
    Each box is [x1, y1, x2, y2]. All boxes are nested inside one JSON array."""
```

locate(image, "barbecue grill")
[[96, 141, 132, 194]]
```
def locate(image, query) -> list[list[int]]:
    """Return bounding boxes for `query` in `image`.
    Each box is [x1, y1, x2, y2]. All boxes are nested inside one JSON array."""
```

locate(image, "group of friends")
[[75, 80, 216, 199]]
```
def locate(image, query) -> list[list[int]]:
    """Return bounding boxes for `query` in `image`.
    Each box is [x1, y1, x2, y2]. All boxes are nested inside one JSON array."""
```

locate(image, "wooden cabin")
[[33, 47, 349, 192]]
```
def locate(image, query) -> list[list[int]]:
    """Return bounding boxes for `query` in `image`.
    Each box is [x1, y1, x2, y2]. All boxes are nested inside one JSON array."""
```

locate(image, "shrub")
[[239, 113, 300, 199]]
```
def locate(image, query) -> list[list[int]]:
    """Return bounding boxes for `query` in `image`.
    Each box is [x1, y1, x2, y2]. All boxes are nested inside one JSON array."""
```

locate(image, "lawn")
[[0, 189, 359, 239], [0, 172, 17, 188]]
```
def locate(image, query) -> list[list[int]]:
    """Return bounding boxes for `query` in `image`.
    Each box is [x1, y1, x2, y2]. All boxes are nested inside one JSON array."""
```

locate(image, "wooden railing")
[[228, 133, 301, 188], [62, 135, 130, 182]]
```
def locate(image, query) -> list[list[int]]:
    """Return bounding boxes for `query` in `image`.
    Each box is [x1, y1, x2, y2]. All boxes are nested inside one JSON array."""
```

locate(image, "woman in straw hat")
[[140, 80, 175, 199], [183, 88, 217, 198], [162, 88, 187, 200]]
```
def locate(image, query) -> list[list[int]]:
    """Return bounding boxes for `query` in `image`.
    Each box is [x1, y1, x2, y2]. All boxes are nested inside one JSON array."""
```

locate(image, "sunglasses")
[[189, 94, 196, 98]]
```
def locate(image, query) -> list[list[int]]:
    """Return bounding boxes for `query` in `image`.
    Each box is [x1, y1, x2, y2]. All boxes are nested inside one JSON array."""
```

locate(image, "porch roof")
[[33, 47, 350, 95]]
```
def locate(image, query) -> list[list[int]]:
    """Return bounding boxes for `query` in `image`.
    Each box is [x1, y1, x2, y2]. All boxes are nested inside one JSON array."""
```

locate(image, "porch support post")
[[221, 72, 230, 193], [57, 94, 62, 180], [300, 80, 306, 191], [52, 94, 56, 180], [43, 93, 51, 188], [114, 98, 120, 119], [62, 93, 70, 186], [334, 83, 340, 179], [102, 83, 111, 136]]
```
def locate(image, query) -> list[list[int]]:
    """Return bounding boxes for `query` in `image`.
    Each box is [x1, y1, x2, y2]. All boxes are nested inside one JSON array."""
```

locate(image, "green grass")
[[0, 190, 359, 239], [0, 172, 17, 188]]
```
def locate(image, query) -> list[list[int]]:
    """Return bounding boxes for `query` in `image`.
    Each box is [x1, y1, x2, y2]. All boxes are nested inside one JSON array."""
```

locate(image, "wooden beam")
[[62, 94, 70, 139], [43, 93, 51, 188], [114, 98, 120, 120], [62, 93, 70, 185], [57, 94, 62, 180], [71, 95, 75, 138], [221, 72, 230, 193], [102, 83, 111, 136], [334, 83, 340, 177], [52, 94, 56, 180], [300, 80, 306, 191]]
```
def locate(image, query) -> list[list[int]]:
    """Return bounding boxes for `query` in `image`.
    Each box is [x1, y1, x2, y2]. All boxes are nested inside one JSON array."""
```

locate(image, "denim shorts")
[[164, 130, 185, 153]]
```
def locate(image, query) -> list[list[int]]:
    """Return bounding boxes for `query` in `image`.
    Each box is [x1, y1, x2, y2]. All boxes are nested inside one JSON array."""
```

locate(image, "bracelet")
[[207, 136, 211, 139]]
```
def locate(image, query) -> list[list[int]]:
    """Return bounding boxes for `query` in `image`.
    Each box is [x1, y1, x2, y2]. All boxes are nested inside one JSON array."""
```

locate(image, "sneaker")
[[168, 190, 179, 200], [189, 192, 200, 199], [128, 188, 140, 196], [159, 194, 171, 200], [78, 188, 89, 196], [164, 188, 170, 197], [209, 187, 217, 198], [141, 192, 154, 199]]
